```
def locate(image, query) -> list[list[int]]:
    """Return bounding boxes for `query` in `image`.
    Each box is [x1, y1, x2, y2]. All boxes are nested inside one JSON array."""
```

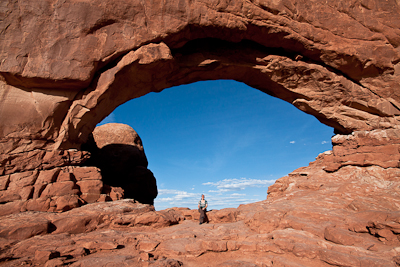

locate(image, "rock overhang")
[[1, 0, 400, 153], [0, 0, 399, 195]]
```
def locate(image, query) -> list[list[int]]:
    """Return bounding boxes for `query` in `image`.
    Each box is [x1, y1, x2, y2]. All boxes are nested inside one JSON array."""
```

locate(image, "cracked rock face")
[[0, 158, 400, 266], [0, 0, 399, 153]]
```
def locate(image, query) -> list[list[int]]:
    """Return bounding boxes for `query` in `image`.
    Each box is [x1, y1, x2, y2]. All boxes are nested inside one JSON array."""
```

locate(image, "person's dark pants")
[[198, 208, 207, 224]]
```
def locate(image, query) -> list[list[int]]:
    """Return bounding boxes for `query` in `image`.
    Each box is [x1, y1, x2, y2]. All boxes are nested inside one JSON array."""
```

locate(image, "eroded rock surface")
[[1, 133, 400, 266], [0, 122, 158, 214], [84, 123, 157, 205], [0, 165, 124, 217], [0, 0, 400, 152]]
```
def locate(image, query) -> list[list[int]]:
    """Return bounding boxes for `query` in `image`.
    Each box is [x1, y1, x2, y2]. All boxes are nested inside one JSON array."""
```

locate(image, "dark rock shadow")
[[83, 135, 158, 205]]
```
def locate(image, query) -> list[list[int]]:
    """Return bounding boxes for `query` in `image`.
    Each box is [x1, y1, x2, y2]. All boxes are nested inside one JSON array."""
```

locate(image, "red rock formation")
[[84, 123, 158, 204], [0, 0, 399, 152], [0, 166, 124, 216], [0, 0, 400, 266], [0, 143, 399, 266], [323, 129, 400, 172]]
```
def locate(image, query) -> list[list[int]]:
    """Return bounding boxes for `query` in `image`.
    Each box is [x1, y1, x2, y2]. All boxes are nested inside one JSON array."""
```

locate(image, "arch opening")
[[89, 80, 333, 210]]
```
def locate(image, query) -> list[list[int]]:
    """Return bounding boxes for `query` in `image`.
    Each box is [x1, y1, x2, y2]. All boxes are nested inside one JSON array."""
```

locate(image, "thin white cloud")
[[157, 197, 175, 202], [203, 178, 275, 192], [98, 112, 117, 125], [155, 178, 275, 210], [158, 189, 180, 195], [290, 141, 295, 144], [208, 189, 232, 193], [166, 129, 261, 174], [203, 196, 262, 207], [321, 141, 328, 144], [155, 189, 200, 208], [230, 193, 246, 197], [155, 186, 267, 210], [158, 189, 198, 200]]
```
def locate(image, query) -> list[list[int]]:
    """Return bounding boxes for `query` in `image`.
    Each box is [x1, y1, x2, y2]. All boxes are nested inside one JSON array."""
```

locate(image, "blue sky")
[[99, 80, 333, 210]]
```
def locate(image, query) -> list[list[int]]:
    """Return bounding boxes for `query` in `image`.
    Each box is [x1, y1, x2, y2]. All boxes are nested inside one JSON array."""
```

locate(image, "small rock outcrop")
[[0, 165, 124, 217], [84, 123, 158, 205], [0, 122, 158, 215]]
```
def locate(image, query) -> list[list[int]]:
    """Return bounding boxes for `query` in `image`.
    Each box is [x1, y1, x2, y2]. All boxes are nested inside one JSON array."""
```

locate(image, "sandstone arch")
[[0, 0, 400, 203], [1, 0, 400, 156], [1, 1, 400, 265]]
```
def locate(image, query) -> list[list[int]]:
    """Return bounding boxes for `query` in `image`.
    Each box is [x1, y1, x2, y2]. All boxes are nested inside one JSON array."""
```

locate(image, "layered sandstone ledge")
[[0, 166, 123, 216], [0, 122, 157, 215]]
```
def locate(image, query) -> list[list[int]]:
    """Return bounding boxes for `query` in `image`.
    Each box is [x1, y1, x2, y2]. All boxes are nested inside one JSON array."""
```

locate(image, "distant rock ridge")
[[1, 0, 400, 266]]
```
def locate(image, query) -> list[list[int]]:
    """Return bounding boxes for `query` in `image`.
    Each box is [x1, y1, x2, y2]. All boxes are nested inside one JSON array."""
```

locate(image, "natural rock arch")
[[1, 0, 400, 207], [1, 0, 400, 156], [54, 37, 400, 150], [1, 1, 400, 265]]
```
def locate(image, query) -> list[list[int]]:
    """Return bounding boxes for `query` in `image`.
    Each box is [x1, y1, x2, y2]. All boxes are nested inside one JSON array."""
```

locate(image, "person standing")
[[198, 194, 208, 224]]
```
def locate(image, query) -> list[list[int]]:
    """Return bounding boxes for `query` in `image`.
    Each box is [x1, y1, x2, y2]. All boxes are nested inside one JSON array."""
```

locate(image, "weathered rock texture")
[[1, 0, 400, 266], [1, 140, 400, 266], [84, 123, 158, 205], [1, 0, 399, 153], [0, 122, 157, 214], [0, 165, 124, 217], [323, 129, 400, 172]]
